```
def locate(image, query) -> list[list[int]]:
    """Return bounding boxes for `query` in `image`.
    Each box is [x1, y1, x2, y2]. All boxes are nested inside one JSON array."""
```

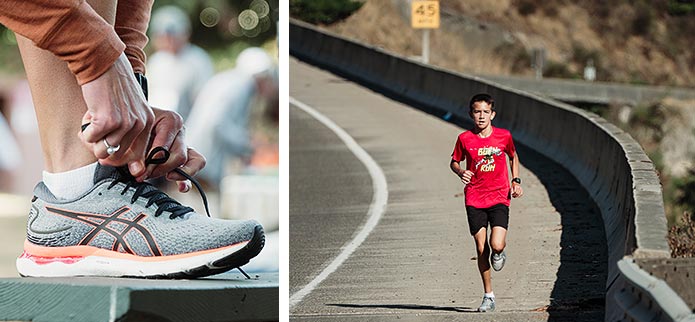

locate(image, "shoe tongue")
[[93, 163, 130, 184], [92, 163, 190, 216]]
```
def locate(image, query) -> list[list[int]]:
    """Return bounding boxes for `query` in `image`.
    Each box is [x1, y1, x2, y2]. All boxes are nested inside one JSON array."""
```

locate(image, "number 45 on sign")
[[411, 0, 439, 29]]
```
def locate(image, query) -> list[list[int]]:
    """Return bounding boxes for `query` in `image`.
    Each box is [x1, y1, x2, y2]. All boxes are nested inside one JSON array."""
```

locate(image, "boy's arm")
[[451, 159, 473, 184], [450, 159, 463, 177], [509, 152, 523, 198]]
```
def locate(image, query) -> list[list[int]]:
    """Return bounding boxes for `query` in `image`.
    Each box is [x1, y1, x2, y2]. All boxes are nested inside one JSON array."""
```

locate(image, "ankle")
[[42, 162, 97, 199]]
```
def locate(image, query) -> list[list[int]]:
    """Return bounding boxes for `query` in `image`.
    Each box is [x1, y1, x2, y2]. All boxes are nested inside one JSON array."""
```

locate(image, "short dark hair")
[[469, 93, 495, 111]]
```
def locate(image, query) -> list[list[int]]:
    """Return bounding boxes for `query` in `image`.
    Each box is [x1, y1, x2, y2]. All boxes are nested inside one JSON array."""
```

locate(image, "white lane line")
[[288, 96, 389, 310]]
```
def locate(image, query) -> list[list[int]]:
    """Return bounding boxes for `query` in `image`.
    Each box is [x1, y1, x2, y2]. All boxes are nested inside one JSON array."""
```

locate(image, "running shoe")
[[16, 163, 264, 278], [491, 250, 506, 271], [478, 296, 496, 312]]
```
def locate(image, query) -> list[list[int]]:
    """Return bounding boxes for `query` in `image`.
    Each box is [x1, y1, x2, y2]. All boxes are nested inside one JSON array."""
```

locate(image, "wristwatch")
[[512, 177, 522, 184]]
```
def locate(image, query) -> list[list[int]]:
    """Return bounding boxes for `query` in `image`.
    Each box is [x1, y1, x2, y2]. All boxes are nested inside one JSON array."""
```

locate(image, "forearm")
[[450, 160, 463, 177], [115, 0, 154, 75], [510, 153, 520, 179]]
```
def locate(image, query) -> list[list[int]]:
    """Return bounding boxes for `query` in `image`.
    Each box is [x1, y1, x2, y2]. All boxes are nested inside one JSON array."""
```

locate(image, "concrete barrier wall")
[[290, 19, 671, 321]]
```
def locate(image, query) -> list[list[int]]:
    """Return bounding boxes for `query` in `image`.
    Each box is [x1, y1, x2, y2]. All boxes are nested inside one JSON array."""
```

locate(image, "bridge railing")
[[289, 18, 675, 321]]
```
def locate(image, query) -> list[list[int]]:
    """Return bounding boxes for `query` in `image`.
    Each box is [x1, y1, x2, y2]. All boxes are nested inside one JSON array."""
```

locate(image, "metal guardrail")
[[617, 259, 695, 322]]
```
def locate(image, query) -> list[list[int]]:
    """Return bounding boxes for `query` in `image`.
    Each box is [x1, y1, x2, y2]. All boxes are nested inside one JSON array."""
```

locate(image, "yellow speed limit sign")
[[411, 0, 440, 29]]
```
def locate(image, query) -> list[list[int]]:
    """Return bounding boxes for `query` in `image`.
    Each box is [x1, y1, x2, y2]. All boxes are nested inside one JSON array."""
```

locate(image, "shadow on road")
[[328, 303, 477, 313], [515, 143, 607, 321]]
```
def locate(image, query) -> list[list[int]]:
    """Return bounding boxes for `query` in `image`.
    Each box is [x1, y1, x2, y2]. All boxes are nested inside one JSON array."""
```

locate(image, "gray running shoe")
[[16, 164, 264, 278], [478, 296, 496, 312], [491, 250, 506, 271]]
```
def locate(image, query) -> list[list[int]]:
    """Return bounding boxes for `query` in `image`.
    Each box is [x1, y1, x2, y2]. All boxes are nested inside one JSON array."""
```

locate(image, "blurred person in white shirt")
[[185, 47, 277, 188], [146, 5, 214, 121]]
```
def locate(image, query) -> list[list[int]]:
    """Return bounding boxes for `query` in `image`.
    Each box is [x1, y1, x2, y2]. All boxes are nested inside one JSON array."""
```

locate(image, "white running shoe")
[[491, 250, 506, 271], [478, 296, 496, 312]]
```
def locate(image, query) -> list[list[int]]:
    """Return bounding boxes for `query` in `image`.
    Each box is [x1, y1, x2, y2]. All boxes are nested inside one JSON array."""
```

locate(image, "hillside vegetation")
[[310, 0, 695, 87]]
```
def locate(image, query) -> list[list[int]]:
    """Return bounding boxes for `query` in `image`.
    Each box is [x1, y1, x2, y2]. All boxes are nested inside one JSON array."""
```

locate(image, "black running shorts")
[[465, 204, 509, 235]]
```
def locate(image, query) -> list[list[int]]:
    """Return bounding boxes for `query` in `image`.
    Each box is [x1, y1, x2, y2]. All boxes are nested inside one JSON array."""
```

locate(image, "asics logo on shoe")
[[45, 205, 163, 257]]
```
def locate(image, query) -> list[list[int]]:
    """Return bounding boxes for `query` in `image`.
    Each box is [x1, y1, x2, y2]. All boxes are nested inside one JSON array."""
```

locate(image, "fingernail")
[[129, 162, 144, 176]]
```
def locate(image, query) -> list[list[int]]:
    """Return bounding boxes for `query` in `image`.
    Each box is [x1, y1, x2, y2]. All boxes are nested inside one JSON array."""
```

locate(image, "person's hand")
[[79, 53, 154, 178], [142, 107, 206, 193], [460, 170, 474, 184], [512, 183, 523, 198]]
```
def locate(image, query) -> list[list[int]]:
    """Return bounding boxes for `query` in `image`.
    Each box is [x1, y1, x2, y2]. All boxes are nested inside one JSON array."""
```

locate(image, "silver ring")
[[104, 139, 120, 155]]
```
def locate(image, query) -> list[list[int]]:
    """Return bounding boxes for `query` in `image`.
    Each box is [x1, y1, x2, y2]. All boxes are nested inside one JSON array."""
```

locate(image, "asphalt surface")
[[289, 57, 607, 321]]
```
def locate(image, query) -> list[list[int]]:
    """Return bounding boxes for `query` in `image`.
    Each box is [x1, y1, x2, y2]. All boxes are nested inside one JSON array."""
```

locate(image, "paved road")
[[289, 57, 607, 321]]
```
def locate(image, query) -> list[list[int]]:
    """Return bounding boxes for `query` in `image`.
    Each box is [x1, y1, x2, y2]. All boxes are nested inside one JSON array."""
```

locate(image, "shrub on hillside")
[[674, 167, 695, 216], [290, 0, 363, 25], [669, 211, 695, 257], [544, 61, 578, 79], [668, 0, 695, 15], [632, 1, 654, 35]]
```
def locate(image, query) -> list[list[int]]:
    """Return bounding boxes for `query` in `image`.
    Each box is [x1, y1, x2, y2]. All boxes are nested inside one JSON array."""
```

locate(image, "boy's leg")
[[489, 226, 507, 254], [489, 204, 509, 271], [473, 227, 493, 293]]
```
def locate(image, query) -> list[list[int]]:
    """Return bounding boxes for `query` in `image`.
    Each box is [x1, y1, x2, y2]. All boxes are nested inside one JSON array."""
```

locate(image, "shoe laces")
[[107, 146, 211, 219]]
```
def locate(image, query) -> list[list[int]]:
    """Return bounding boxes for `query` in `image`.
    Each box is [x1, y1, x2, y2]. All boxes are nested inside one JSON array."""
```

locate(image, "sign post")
[[411, 0, 439, 64]]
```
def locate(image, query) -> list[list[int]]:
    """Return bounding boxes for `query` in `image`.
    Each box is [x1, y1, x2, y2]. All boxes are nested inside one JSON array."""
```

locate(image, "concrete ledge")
[[636, 258, 695, 311], [290, 18, 670, 321], [0, 272, 278, 322], [617, 259, 694, 322]]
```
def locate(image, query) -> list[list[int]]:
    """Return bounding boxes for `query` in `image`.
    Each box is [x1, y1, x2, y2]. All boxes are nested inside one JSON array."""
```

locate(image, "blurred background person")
[[186, 46, 278, 189], [147, 5, 214, 121]]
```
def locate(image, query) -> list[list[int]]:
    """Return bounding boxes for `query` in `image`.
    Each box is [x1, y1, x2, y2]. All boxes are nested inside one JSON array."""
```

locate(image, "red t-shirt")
[[451, 127, 516, 208]]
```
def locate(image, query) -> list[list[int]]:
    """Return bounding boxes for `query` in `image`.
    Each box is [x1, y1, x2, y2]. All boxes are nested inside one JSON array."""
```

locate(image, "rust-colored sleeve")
[[0, 0, 125, 85], [115, 0, 154, 75]]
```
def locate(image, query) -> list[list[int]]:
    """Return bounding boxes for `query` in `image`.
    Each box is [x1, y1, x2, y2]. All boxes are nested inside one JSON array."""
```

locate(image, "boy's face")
[[469, 101, 496, 130]]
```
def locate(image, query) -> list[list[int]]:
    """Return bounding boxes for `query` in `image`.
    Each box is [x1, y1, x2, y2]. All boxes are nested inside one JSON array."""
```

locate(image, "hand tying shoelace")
[[143, 146, 211, 218], [103, 147, 212, 221], [80, 123, 210, 218]]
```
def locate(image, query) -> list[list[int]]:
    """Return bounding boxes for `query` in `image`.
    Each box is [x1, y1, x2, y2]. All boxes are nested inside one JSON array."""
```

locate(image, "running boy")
[[449, 93, 523, 312]]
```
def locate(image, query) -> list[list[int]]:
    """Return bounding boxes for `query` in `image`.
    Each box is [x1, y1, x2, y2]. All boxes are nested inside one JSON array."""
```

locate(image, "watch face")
[[513, 178, 521, 184]]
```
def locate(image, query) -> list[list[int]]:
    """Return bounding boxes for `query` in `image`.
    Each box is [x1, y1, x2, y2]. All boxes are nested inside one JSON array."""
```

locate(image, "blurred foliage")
[[289, 0, 363, 25], [667, 0, 695, 15], [674, 167, 695, 217], [150, 0, 278, 71], [632, 1, 654, 36], [495, 41, 532, 74], [0, 26, 24, 77], [544, 61, 578, 79], [515, 0, 538, 15], [669, 210, 695, 257], [629, 102, 665, 141]]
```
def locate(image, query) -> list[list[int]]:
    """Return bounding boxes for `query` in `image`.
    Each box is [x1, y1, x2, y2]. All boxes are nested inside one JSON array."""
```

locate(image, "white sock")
[[42, 162, 98, 200], [485, 292, 495, 299]]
